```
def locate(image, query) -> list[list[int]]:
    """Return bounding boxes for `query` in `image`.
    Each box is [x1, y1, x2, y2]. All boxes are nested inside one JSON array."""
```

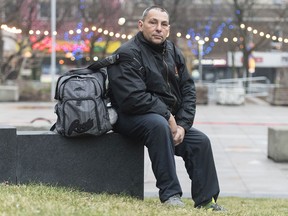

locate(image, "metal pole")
[[51, 0, 56, 101], [198, 40, 204, 83]]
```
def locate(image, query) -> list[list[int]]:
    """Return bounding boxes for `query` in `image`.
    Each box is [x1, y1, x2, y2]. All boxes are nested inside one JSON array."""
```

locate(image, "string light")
[[1, 24, 22, 34], [3, 20, 286, 46], [2, 20, 287, 60], [2, 21, 287, 45]]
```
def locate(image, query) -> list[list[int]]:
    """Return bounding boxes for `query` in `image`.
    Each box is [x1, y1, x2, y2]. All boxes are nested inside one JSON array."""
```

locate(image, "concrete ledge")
[[0, 127, 144, 199], [268, 127, 288, 162], [0, 126, 17, 183]]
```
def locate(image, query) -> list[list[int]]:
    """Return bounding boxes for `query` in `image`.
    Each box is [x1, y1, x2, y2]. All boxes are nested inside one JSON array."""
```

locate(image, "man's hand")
[[173, 126, 185, 146], [168, 114, 185, 146], [168, 114, 177, 138]]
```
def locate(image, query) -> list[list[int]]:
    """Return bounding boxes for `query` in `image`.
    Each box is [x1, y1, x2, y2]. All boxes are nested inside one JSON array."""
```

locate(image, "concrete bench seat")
[[0, 126, 144, 199], [268, 127, 288, 162]]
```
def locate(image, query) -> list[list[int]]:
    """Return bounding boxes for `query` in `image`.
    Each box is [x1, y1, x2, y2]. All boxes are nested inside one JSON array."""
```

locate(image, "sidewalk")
[[1, 100, 288, 199]]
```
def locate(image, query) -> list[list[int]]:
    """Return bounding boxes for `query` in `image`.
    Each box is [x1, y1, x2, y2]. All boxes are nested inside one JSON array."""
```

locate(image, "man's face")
[[138, 9, 170, 45]]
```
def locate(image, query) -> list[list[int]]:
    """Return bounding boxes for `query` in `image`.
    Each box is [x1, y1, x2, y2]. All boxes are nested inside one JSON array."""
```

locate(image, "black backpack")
[[51, 54, 119, 137]]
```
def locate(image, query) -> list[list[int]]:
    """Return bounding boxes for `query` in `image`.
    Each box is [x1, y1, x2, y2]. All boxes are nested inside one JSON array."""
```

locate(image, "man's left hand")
[[173, 125, 185, 146]]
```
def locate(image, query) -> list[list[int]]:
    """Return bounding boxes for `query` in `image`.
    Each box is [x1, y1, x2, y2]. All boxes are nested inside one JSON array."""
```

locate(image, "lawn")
[[0, 183, 287, 216]]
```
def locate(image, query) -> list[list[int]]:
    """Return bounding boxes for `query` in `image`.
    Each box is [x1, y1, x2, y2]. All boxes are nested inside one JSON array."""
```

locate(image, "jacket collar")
[[136, 32, 167, 54]]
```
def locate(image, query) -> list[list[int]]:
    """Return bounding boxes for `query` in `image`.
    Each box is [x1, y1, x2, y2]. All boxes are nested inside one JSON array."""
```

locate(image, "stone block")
[[268, 127, 288, 162], [0, 85, 19, 101], [0, 126, 17, 183], [16, 131, 144, 199]]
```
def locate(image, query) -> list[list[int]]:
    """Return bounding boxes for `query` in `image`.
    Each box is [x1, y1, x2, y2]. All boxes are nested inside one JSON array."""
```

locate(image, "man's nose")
[[156, 23, 162, 31]]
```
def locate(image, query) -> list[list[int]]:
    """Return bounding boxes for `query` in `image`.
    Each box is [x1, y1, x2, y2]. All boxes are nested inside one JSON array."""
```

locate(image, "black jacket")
[[108, 32, 196, 131]]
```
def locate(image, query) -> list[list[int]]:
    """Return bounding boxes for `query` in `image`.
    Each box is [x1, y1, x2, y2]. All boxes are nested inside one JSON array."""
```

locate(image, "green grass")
[[0, 183, 287, 216]]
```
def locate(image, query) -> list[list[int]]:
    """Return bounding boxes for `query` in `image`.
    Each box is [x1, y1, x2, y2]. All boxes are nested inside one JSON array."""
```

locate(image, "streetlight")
[[198, 39, 204, 83], [118, 17, 126, 26], [51, 0, 56, 101], [118, 17, 127, 43]]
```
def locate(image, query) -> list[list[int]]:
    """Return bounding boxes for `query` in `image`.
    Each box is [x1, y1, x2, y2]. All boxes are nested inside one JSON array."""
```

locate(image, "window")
[[39, 1, 51, 18], [38, 0, 75, 20], [4, 1, 18, 21]]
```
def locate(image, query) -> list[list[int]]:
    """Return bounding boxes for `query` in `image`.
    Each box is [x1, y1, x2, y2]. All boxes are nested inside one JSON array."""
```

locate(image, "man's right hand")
[[168, 114, 178, 138]]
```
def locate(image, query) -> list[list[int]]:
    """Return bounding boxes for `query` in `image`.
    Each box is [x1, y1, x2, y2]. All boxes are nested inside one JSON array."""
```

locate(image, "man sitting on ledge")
[[108, 5, 225, 211]]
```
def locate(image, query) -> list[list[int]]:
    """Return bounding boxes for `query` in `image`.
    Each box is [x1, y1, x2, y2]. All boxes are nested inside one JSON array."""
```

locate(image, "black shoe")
[[197, 198, 226, 211], [163, 194, 185, 207]]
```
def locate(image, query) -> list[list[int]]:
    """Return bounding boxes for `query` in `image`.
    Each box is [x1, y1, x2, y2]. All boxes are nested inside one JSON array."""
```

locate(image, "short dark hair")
[[141, 5, 169, 21]]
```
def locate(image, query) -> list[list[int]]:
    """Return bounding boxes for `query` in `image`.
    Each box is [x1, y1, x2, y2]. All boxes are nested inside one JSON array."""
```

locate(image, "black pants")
[[114, 112, 220, 207]]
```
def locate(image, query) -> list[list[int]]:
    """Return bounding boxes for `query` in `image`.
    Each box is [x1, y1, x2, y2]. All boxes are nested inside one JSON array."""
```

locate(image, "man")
[[108, 5, 224, 211]]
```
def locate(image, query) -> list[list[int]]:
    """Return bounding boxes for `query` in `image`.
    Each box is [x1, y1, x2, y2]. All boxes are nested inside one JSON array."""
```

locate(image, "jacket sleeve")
[[108, 51, 171, 120], [174, 47, 197, 131]]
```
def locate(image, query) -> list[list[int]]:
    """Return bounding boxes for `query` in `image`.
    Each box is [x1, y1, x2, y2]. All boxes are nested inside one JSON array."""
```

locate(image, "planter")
[[216, 86, 245, 105], [268, 86, 288, 105], [0, 85, 19, 102], [195, 83, 208, 105]]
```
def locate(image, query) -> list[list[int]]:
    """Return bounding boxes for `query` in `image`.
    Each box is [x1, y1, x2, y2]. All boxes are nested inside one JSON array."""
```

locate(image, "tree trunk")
[[0, 30, 3, 84]]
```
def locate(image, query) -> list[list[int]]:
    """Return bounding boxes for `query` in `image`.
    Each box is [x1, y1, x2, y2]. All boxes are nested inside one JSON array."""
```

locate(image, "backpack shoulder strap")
[[87, 54, 120, 71]]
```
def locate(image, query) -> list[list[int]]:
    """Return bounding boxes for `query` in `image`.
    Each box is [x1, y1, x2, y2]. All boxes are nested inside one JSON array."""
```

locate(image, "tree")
[[232, 0, 288, 78], [77, 0, 123, 64], [0, 0, 73, 83], [0, 0, 23, 83]]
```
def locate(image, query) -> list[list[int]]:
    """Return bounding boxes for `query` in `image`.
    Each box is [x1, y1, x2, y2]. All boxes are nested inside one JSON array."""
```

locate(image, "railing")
[[203, 76, 276, 103]]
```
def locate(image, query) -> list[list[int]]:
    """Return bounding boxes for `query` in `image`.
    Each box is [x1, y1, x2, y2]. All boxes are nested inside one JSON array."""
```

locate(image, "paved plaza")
[[1, 99, 288, 199]]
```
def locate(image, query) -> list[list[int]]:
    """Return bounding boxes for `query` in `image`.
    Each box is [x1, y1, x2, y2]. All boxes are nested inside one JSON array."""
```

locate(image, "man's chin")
[[151, 38, 164, 45]]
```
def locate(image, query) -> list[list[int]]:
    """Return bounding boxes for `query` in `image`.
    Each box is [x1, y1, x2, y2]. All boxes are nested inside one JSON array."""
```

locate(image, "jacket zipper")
[[162, 50, 177, 109], [162, 55, 170, 86]]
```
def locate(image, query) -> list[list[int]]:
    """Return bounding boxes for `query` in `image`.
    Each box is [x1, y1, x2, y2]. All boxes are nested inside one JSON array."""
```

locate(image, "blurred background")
[[0, 0, 288, 105]]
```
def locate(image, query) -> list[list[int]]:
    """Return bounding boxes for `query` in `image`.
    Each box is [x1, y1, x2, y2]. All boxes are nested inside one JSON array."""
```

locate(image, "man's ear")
[[138, 20, 143, 31], [167, 25, 170, 37]]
